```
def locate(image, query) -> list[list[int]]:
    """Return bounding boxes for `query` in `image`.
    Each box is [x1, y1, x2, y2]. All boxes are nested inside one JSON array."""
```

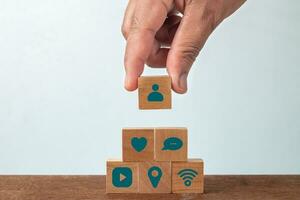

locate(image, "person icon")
[[147, 84, 164, 102]]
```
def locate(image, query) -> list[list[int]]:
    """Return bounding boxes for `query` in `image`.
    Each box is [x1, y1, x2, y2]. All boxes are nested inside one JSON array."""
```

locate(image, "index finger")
[[124, 0, 173, 91]]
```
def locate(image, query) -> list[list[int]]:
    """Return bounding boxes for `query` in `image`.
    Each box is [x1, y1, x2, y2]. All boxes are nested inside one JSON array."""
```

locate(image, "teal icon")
[[178, 169, 198, 187], [162, 137, 183, 151], [131, 137, 147, 152], [112, 167, 132, 188], [147, 166, 163, 188], [147, 84, 164, 102]]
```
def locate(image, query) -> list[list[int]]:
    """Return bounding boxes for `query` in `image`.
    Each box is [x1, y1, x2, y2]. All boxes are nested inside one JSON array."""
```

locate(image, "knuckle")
[[201, 6, 218, 32], [184, 0, 194, 5], [186, 0, 220, 32], [131, 15, 140, 30], [122, 15, 141, 37], [129, 16, 141, 34], [176, 43, 201, 67], [160, 0, 172, 15], [200, 0, 224, 30], [128, 15, 156, 37], [121, 24, 130, 38]]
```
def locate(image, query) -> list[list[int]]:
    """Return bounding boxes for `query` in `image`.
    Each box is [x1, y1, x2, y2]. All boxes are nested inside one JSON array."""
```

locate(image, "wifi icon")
[[177, 168, 198, 187]]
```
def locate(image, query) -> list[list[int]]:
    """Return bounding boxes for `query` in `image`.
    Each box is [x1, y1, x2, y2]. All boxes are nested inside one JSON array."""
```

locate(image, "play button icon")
[[120, 173, 126, 182], [112, 167, 132, 188]]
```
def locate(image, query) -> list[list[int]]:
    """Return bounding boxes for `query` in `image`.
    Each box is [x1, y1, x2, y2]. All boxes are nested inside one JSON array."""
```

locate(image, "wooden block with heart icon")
[[122, 128, 155, 161]]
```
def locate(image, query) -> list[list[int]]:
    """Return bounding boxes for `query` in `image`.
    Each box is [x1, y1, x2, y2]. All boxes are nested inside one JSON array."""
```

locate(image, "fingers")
[[121, 0, 136, 39], [167, 1, 217, 93], [146, 50, 169, 68], [146, 15, 181, 68], [123, 0, 174, 91], [122, 0, 246, 94], [122, 4, 179, 69], [155, 14, 181, 45]]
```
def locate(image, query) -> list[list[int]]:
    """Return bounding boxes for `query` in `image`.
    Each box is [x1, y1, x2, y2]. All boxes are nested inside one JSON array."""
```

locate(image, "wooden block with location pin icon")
[[106, 160, 139, 193], [172, 159, 204, 193], [138, 161, 171, 193], [122, 128, 155, 161], [154, 128, 188, 161], [138, 76, 172, 110]]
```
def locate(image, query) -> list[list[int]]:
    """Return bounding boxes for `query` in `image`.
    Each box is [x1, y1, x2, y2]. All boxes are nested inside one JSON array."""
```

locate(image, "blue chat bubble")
[[162, 137, 183, 151]]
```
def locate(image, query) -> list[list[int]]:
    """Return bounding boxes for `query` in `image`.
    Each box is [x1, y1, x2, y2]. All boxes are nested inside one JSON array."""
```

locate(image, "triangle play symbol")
[[120, 173, 126, 182]]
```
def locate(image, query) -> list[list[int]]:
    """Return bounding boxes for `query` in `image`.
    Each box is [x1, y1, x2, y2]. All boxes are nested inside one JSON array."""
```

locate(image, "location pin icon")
[[147, 166, 163, 188]]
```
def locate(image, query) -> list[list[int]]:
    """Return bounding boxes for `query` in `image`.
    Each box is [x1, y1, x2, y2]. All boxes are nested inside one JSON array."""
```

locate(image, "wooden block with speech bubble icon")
[[154, 128, 188, 161]]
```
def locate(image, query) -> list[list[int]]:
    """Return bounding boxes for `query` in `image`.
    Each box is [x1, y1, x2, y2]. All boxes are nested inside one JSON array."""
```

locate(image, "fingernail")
[[179, 73, 188, 92]]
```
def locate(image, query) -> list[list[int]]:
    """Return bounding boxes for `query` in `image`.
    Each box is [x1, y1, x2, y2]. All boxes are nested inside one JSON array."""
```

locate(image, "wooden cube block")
[[172, 159, 204, 193], [139, 161, 171, 193], [138, 76, 171, 110], [106, 160, 139, 193], [154, 128, 187, 161], [122, 128, 154, 161]]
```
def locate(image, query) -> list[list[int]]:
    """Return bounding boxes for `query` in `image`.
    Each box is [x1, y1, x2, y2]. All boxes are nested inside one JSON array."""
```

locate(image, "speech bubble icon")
[[162, 137, 183, 151]]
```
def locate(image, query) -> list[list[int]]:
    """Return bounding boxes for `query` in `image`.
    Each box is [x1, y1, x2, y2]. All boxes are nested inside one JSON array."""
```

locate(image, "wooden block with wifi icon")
[[171, 159, 204, 193]]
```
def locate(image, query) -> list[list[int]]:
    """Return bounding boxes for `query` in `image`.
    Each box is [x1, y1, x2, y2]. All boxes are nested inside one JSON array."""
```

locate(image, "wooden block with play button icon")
[[106, 160, 139, 193], [122, 128, 155, 161]]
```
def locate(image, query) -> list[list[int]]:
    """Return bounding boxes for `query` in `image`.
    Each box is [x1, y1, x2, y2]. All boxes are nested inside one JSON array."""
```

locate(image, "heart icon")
[[131, 137, 147, 152]]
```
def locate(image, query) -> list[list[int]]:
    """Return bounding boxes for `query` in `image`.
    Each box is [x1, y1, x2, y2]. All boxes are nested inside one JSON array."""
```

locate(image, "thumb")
[[167, 1, 216, 93]]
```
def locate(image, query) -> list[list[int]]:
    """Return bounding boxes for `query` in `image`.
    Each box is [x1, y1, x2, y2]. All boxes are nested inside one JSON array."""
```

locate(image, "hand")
[[122, 0, 246, 93]]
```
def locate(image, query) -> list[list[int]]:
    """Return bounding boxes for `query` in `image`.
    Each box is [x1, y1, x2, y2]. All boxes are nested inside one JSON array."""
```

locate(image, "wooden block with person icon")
[[138, 76, 171, 109]]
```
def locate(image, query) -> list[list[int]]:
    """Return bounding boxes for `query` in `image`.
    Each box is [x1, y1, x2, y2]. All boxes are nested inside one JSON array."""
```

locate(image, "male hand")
[[122, 0, 246, 93]]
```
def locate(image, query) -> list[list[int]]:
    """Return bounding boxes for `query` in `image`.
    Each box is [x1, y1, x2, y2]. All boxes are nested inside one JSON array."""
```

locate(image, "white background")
[[0, 0, 299, 174]]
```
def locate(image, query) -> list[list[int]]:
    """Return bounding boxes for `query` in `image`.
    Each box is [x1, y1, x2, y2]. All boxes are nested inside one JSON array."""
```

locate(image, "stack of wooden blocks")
[[106, 76, 204, 194]]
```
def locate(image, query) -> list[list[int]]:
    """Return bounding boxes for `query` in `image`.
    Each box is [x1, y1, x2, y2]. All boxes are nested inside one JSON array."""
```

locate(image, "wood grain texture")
[[122, 128, 155, 161], [172, 159, 204, 193], [106, 161, 139, 193], [139, 162, 171, 193], [138, 76, 171, 110], [155, 128, 187, 161], [1, 175, 300, 200]]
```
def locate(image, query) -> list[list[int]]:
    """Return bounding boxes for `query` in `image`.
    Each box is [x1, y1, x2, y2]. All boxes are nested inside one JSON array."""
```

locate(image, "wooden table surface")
[[0, 175, 299, 200]]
